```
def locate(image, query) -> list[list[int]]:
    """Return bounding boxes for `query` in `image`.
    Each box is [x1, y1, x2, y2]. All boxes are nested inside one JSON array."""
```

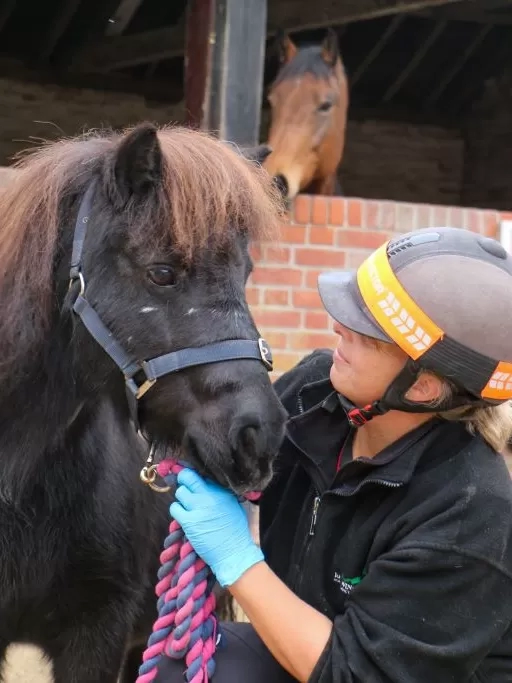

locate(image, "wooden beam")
[[423, 23, 492, 109], [417, 2, 512, 26], [348, 99, 459, 127], [265, 0, 465, 33], [0, 57, 182, 102], [105, 0, 144, 36], [381, 19, 447, 103], [36, 0, 83, 62], [449, 31, 512, 114], [0, 0, 18, 34], [350, 14, 405, 86], [73, 23, 185, 71], [76, 0, 468, 72], [59, 0, 127, 67]]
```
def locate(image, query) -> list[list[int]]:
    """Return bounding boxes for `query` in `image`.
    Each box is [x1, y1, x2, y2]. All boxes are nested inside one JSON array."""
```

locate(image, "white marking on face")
[[140, 306, 156, 313], [186, 308, 197, 315]]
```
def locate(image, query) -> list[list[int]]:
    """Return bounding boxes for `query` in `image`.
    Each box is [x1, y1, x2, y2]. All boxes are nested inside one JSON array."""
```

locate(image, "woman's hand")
[[169, 468, 264, 587], [171, 468, 332, 681]]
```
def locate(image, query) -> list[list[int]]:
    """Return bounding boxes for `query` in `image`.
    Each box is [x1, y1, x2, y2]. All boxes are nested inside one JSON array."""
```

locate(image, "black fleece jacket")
[[259, 349, 512, 683]]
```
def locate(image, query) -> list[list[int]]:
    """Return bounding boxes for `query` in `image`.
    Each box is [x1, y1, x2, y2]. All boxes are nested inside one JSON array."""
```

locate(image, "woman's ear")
[[406, 372, 445, 405]]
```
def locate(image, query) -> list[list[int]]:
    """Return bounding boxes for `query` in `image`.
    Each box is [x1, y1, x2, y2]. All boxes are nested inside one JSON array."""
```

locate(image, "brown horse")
[[263, 28, 349, 200]]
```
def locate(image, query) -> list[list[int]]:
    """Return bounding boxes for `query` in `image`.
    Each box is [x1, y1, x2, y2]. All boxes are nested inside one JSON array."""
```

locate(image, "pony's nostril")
[[273, 174, 289, 198], [238, 423, 260, 451], [229, 414, 263, 453]]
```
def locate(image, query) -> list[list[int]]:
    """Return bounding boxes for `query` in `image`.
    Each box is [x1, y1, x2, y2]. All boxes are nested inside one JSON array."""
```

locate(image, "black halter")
[[68, 183, 274, 436]]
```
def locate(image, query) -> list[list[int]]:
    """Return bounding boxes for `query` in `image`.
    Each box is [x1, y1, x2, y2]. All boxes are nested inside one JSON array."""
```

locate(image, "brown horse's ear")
[[108, 122, 164, 206], [321, 28, 339, 67], [241, 144, 272, 166], [275, 29, 297, 65]]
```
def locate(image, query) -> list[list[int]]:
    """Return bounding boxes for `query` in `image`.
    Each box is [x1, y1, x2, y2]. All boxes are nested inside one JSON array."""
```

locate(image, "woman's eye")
[[147, 265, 177, 287]]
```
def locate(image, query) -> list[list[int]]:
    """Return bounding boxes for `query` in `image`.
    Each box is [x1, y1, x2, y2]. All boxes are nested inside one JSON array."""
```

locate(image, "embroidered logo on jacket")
[[333, 571, 365, 595]]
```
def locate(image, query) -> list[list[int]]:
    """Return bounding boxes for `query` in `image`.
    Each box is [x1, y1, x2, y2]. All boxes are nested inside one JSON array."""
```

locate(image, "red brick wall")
[[249, 195, 510, 377]]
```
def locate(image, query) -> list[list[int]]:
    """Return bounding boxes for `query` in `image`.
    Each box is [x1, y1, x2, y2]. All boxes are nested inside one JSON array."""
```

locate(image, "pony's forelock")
[[0, 125, 282, 384]]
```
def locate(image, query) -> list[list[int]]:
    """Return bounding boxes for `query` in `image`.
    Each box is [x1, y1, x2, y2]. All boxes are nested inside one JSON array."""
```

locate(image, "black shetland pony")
[[0, 123, 287, 682]]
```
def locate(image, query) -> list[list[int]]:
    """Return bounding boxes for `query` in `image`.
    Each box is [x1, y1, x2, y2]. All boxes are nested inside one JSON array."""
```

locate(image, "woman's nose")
[[333, 321, 354, 342]]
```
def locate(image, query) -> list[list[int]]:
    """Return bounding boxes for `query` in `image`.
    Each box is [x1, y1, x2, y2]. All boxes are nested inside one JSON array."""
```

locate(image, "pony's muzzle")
[[183, 409, 280, 494]]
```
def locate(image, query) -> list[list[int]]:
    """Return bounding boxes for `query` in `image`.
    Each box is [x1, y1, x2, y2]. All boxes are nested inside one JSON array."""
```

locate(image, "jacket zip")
[[297, 392, 305, 415], [289, 489, 320, 592], [288, 392, 323, 590], [293, 477, 401, 595], [294, 387, 402, 588], [333, 477, 403, 498], [309, 496, 321, 535], [309, 479, 401, 541]]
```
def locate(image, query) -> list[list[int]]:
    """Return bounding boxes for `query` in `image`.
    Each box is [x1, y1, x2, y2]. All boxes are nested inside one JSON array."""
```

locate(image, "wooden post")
[[183, 0, 216, 130], [184, 0, 267, 147]]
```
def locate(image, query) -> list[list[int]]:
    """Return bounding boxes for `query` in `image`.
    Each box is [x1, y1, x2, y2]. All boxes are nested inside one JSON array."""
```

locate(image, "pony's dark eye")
[[147, 265, 177, 287], [318, 100, 333, 113]]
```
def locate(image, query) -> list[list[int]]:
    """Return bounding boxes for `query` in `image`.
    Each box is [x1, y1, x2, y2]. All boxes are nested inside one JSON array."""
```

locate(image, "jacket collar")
[[334, 418, 448, 491], [286, 378, 473, 492], [295, 377, 335, 415]]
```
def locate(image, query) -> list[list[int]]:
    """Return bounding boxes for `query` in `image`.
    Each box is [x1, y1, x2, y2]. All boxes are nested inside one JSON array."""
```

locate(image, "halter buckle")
[[258, 338, 273, 371], [125, 361, 157, 399], [126, 376, 157, 399]]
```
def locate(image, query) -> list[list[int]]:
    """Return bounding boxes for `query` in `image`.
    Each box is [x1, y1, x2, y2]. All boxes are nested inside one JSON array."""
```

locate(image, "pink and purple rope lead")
[[136, 459, 260, 683]]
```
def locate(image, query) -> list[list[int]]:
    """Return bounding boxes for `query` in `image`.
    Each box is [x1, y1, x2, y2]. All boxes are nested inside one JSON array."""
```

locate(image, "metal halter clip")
[[68, 271, 86, 297], [258, 337, 273, 371], [139, 442, 171, 493]]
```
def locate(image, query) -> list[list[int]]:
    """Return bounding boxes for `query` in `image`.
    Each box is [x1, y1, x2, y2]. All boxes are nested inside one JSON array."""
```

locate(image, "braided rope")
[[136, 459, 260, 683], [136, 459, 218, 683]]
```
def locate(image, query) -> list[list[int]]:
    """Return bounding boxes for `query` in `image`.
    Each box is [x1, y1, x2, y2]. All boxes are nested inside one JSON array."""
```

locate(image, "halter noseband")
[[68, 182, 274, 435]]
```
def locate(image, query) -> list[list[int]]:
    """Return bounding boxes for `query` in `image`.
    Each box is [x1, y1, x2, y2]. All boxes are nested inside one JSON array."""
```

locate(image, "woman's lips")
[[333, 346, 349, 365]]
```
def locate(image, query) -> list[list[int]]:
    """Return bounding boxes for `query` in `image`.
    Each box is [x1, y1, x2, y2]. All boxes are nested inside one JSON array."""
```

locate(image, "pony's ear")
[[321, 28, 339, 67], [275, 29, 297, 65], [109, 123, 163, 206], [241, 144, 272, 166]]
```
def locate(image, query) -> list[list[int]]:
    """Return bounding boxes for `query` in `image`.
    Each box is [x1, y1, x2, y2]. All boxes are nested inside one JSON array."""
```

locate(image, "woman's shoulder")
[[404, 427, 512, 568]]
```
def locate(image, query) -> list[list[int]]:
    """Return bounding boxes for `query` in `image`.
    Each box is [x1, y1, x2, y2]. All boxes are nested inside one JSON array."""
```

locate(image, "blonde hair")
[[428, 375, 512, 453], [365, 335, 512, 452]]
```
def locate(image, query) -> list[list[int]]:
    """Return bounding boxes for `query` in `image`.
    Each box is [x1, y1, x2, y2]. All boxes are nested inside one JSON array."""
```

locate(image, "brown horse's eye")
[[318, 100, 333, 113], [147, 265, 177, 287]]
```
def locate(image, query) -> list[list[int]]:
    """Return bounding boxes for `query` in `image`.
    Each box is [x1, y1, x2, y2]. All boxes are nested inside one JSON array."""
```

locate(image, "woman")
[[158, 226, 512, 682]]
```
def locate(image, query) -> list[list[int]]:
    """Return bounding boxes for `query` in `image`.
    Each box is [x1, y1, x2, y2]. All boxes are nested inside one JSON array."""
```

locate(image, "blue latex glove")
[[169, 468, 264, 588]]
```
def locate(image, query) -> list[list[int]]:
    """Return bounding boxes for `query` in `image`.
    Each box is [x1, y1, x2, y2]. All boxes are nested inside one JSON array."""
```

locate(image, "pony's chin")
[[182, 447, 272, 498], [187, 457, 270, 499], [138, 434, 272, 497]]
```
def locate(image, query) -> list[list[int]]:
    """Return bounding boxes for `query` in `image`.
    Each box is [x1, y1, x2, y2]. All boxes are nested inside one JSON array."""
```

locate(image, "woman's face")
[[330, 321, 408, 407]]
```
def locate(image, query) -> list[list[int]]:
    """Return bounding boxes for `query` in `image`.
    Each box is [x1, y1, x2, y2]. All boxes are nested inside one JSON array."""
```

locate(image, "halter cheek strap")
[[68, 182, 274, 433]]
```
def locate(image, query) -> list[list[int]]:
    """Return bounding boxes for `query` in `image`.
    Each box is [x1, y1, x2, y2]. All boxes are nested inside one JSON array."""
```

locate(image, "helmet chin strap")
[[337, 358, 486, 428]]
